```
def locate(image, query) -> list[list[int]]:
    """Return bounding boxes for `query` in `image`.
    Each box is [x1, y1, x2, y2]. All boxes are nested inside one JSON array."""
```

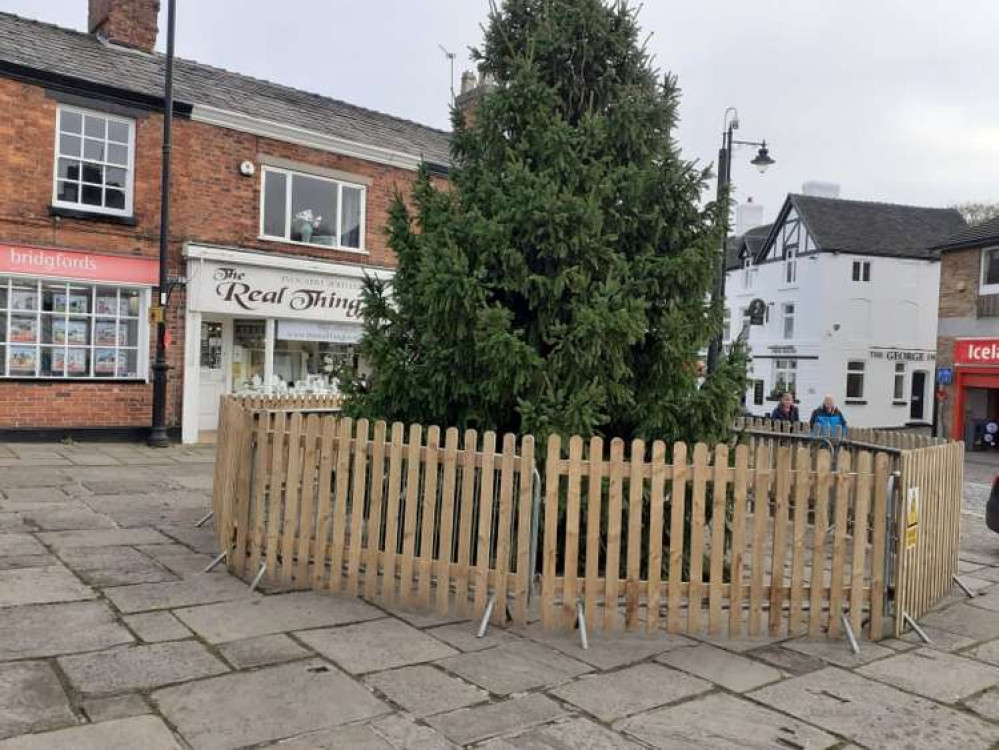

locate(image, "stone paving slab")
[[152, 659, 389, 750], [426, 694, 567, 746], [365, 665, 487, 717], [745, 643, 828, 675], [750, 667, 999, 749], [37, 528, 171, 550], [0, 601, 132, 660], [0, 555, 59, 571], [436, 640, 590, 696], [481, 717, 643, 749], [133, 544, 215, 578], [965, 687, 999, 721], [552, 662, 710, 722], [368, 714, 454, 750], [0, 716, 184, 750], [102, 574, 254, 613], [259, 725, 394, 749], [514, 623, 695, 669], [122, 611, 192, 642], [921, 601, 999, 641], [900, 625, 979, 652], [426, 622, 523, 653], [857, 647, 999, 703], [80, 694, 152, 724], [56, 547, 178, 588], [780, 636, 895, 667], [173, 591, 384, 643], [58, 641, 229, 696], [0, 534, 46, 557], [656, 643, 783, 692], [217, 633, 310, 669], [0, 663, 76, 741], [13, 508, 115, 532], [616, 691, 839, 749], [298, 618, 458, 675]]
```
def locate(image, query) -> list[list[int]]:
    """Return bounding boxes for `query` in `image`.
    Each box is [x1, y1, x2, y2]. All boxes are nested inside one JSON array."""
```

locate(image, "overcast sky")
[[4, 0, 997, 224]]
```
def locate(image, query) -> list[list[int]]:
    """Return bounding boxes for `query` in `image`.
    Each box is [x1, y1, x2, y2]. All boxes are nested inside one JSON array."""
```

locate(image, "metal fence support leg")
[[902, 612, 933, 644], [249, 561, 267, 592], [195, 510, 214, 528], [204, 550, 227, 573], [840, 612, 860, 656], [953, 574, 976, 599], [528, 466, 542, 603], [477, 594, 497, 638], [576, 600, 589, 651]]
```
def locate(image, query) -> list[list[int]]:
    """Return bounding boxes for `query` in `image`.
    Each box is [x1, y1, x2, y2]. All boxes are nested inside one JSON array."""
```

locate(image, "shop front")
[[182, 244, 390, 443], [0, 242, 158, 433], [952, 338, 999, 446]]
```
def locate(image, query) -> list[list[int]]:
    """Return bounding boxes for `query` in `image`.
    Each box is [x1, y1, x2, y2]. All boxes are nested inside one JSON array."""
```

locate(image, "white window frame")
[[740, 307, 751, 338], [852, 260, 871, 282], [846, 360, 866, 400], [0, 275, 150, 380], [722, 308, 731, 341], [259, 165, 367, 253], [782, 302, 795, 340], [51, 105, 135, 218], [742, 257, 754, 288], [773, 358, 797, 396], [980, 247, 999, 295], [893, 362, 906, 401]]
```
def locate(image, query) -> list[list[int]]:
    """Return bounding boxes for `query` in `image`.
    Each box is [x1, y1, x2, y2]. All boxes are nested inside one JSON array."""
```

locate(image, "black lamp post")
[[705, 107, 775, 375], [148, 0, 176, 447]]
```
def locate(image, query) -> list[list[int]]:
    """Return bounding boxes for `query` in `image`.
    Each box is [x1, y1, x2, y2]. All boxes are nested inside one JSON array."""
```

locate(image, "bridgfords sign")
[[954, 339, 999, 366], [188, 257, 367, 323]]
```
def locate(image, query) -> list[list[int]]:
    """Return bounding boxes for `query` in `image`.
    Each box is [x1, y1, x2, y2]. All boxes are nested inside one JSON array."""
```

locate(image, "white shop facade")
[[181, 244, 391, 443]]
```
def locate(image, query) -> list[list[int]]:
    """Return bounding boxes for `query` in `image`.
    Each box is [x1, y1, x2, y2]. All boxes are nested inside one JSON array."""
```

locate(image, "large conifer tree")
[[343, 0, 746, 444]]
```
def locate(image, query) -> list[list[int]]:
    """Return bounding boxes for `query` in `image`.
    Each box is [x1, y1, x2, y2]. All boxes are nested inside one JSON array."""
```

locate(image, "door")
[[910, 370, 927, 421], [198, 318, 227, 432]]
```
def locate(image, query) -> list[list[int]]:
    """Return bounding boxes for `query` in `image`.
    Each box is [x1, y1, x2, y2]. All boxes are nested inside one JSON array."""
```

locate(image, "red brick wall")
[[88, 0, 160, 53], [0, 75, 440, 431]]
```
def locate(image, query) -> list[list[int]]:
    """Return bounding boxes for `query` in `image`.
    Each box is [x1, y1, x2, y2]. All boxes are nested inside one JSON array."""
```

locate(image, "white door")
[[198, 318, 227, 431]]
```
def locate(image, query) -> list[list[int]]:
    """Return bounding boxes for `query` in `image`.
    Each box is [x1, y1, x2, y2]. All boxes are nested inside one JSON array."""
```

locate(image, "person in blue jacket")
[[770, 391, 799, 423], [810, 394, 847, 435]]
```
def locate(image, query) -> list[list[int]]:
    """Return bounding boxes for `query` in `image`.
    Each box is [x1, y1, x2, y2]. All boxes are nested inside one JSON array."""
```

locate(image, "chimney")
[[735, 197, 765, 236], [89, 0, 160, 53], [801, 181, 841, 199], [454, 69, 495, 127]]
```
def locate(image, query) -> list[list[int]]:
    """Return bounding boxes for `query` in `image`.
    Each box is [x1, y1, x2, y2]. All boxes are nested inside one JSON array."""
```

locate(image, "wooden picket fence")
[[213, 401, 964, 642], [228, 393, 342, 411], [213, 399, 537, 626]]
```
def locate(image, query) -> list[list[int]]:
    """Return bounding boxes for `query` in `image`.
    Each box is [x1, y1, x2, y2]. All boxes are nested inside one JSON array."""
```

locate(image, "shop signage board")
[[189, 258, 367, 324], [955, 339, 999, 366], [276, 320, 362, 344], [0, 243, 158, 285], [869, 348, 935, 362]]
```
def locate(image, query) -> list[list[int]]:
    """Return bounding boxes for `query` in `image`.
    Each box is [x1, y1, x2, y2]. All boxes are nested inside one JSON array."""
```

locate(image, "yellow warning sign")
[[905, 525, 918, 550], [906, 487, 920, 527]]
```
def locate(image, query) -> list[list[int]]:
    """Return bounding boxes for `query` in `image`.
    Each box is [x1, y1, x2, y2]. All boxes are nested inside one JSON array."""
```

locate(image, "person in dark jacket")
[[770, 391, 800, 423], [810, 394, 847, 435]]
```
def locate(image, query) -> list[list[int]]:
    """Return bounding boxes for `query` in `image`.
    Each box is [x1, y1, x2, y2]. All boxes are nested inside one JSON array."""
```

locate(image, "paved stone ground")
[[4, 442, 999, 748]]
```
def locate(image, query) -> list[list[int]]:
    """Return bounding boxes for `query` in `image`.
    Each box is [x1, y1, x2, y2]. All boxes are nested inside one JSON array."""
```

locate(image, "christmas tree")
[[343, 0, 747, 445]]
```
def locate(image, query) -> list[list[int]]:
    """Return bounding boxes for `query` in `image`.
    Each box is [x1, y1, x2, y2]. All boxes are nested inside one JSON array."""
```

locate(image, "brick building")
[[0, 1, 449, 441], [934, 217, 999, 444]]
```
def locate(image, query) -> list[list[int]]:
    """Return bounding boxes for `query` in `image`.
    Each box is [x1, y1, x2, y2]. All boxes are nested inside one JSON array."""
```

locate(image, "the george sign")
[[276, 320, 362, 344], [0, 243, 158, 285], [936, 367, 953, 385], [188, 258, 367, 324], [955, 339, 999, 366], [748, 298, 767, 325], [869, 349, 936, 362]]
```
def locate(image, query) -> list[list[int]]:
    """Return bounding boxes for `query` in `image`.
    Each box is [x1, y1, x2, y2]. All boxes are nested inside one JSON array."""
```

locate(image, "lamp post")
[[705, 107, 775, 375], [148, 0, 176, 447]]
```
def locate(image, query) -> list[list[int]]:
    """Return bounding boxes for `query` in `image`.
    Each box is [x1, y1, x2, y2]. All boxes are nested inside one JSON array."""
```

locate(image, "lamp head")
[[751, 141, 775, 173]]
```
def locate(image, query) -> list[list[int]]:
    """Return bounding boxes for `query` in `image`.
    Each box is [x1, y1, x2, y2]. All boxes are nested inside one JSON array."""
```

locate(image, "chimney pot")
[[459, 71, 477, 95], [89, 0, 160, 53]]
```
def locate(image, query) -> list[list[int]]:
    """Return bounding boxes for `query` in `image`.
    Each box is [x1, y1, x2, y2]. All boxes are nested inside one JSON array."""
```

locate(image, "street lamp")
[[705, 108, 775, 375]]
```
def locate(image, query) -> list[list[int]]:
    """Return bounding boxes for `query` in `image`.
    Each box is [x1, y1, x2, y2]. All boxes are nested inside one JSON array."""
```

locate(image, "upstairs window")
[[53, 106, 134, 217], [722, 308, 731, 341], [742, 257, 754, 288], [893, 362, 906, 401], [852, 260, 871, 282], [260, 166, 366, 251], [782, 302, 795, 340], [981, 248, 999, 294], [846, 360, 866, 399]]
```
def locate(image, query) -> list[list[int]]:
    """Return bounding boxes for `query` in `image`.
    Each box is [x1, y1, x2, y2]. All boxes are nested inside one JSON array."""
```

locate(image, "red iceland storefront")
[[953, 338, 999, 445]]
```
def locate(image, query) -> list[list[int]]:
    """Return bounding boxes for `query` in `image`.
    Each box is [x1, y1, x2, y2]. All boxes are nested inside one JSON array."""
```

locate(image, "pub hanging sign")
[[748, 298, 767, 325]]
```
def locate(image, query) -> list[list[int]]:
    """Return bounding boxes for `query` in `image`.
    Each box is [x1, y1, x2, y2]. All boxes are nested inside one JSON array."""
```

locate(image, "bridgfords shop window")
[[260, 167, 366, 251], [52, 106, 134, 217], [0, 278, 147, 379]]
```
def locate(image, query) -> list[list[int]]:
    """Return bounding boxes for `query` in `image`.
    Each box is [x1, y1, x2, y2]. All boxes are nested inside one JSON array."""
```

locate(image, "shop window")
[[0, 278, 146, 379], [272, 338, 357, 392], [893, 362, 906, 401], [846, 360, 866, 400], [782, 302, 795, 340], [260, 166, 366, 251], [981, 247, 999, 294], [773, 358, 797, 397], [53, 105, 134, 217], [852, 260, 871, 282]]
